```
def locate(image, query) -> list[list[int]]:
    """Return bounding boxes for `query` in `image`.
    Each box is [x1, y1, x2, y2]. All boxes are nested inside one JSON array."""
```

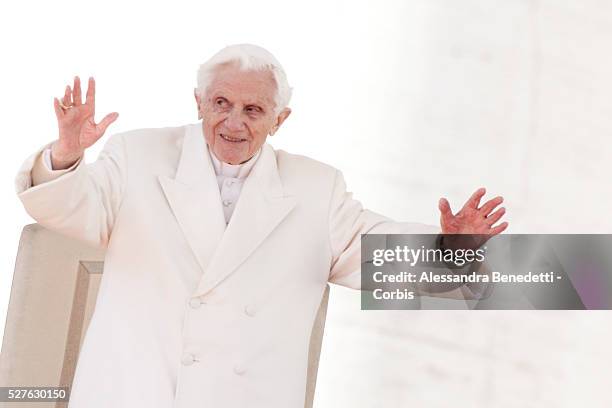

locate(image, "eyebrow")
[[210, 93, 271, 109], [242, 99, 268, 106]]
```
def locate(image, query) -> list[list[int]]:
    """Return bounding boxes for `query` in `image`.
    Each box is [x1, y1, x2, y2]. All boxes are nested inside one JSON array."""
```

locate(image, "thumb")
[[438, 198, 453, 218], [97, 112, 119, 135]]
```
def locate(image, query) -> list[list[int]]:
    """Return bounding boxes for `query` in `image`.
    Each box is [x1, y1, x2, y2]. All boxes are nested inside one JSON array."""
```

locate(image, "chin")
[[214, 149, 247, 165], [209, 141, 245, 164]]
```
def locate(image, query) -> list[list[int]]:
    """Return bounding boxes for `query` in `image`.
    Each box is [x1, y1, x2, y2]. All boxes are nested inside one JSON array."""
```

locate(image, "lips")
[[220, 133, 247, 143]]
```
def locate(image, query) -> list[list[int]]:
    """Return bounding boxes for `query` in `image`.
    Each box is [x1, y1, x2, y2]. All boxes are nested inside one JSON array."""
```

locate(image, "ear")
[[194, 88, 202, 119], [269, 108, 292, 136]]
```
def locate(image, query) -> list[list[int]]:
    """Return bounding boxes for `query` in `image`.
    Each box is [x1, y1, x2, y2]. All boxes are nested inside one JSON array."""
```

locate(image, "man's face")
[[195, 63, 290, 165]]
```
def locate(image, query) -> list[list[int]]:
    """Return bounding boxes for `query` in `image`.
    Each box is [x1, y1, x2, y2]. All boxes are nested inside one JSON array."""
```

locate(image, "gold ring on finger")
[[59, 100, 74, 110]]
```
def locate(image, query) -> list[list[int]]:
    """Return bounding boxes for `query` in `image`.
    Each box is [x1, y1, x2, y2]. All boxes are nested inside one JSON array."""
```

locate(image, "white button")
[[222, 199, 232, 207], [189, 298, 202, 309], [244, 305, 256, 317], [225, 179, 235, 187], [233, 365, 246, 375], [181, 353, 196, 366]]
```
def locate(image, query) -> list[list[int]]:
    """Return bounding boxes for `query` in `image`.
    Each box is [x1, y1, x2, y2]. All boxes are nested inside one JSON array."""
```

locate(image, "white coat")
[[15, 123, 435, 408]]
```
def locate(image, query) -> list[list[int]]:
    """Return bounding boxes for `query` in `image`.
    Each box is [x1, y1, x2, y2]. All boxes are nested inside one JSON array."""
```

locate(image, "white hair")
[[196, 44, 292, 115]]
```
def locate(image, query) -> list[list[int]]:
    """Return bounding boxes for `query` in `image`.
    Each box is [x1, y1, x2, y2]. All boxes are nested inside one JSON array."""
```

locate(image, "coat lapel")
[[158, 124, 226, 275], [194, 143, 297, 297]]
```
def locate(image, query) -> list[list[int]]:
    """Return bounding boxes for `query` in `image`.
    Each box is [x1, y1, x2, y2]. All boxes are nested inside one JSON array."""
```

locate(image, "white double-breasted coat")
[[15, 123, 435, 407]]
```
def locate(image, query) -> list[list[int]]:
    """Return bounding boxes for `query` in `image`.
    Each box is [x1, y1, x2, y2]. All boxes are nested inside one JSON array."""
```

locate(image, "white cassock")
[[15, 123, 437, 408]]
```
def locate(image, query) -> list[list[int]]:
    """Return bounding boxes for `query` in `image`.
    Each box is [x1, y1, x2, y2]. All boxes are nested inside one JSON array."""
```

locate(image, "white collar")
[[208, 147, 261, 179]]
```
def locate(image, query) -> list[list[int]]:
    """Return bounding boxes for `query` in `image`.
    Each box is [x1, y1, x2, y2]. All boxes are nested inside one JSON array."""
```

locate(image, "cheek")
[[252, 120, 275, 139], [204, 114, 223, 133], [251, 127, 270, 143], [202, 121, 219, 146]]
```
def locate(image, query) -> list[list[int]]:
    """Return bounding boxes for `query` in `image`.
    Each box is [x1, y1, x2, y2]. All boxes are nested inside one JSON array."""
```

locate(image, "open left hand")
[[438, 188, 508, 249]]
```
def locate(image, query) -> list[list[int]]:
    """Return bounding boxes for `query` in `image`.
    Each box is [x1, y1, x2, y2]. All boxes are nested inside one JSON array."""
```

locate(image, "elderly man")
[[15, 44, 507, 408]]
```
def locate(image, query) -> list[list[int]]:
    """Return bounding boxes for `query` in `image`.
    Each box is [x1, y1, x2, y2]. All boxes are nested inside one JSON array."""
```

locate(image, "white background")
[[1, 0, 611, 406]]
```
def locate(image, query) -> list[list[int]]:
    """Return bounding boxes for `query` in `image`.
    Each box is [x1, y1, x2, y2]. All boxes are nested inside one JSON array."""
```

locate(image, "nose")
[[224, 108, 246, 132]]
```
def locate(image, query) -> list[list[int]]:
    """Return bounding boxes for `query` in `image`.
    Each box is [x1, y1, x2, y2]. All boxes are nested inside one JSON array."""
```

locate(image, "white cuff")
[[31, 148, 81, 186]]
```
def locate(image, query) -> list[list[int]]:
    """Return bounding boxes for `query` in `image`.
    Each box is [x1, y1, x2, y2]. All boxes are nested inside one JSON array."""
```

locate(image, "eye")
[[245, 105, 262, 114], [215, 97, 228, 107]]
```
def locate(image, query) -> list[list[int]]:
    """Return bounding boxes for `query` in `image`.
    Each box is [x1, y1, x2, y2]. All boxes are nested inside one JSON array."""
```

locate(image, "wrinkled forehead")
[[206, 62, 277, 107]]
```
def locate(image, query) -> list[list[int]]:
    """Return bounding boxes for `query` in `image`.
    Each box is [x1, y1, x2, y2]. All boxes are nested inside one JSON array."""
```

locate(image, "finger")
[[53, 97, 64, 119], [85, 77, 95, 107], [96, 112, 119, 135], [489, 222, 508, 236], [63, 85, 72, 106], [480, 196, 504, 216], [438, 198, 454, 223], [462, 187, 486, 211], [486, 207, 505, 225], [73, 76, 82, 106]]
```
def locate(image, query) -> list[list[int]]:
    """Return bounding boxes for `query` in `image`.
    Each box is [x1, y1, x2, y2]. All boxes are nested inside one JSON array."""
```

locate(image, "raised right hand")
[[51, 76, 119, 169]]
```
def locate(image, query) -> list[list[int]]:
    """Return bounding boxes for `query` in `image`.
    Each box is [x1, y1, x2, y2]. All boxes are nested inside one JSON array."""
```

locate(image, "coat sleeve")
[[327, 170, 438, 289], [15, 134, 128, 248], [30, 148, 81, 185]]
